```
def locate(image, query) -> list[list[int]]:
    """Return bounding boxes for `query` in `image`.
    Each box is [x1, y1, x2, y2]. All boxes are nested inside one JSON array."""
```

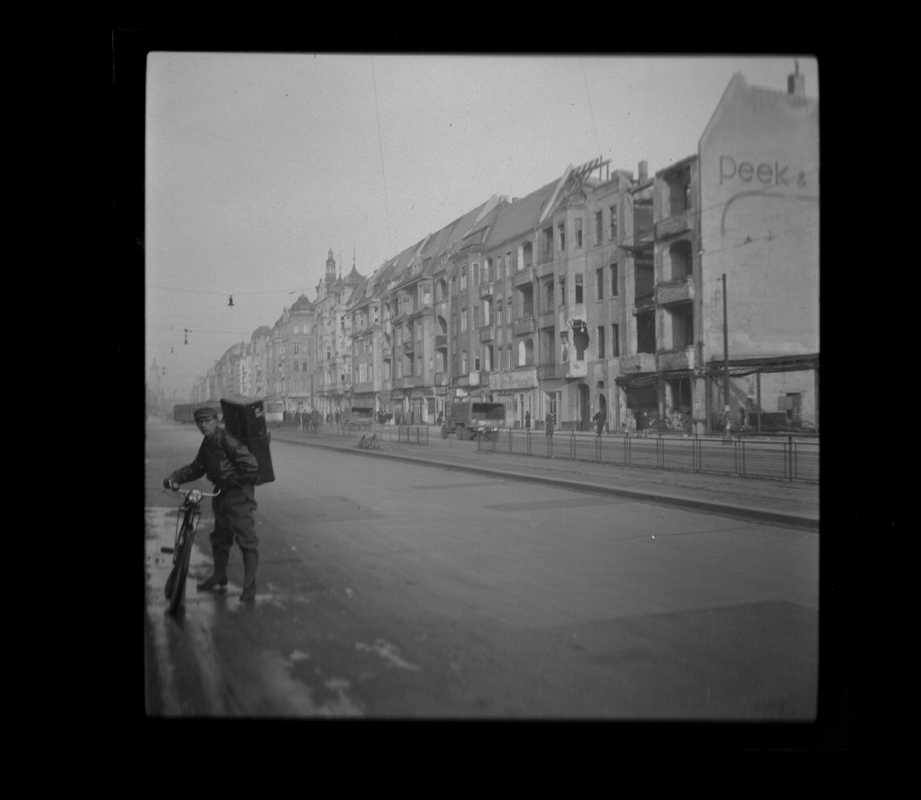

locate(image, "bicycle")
[[161, 486, 221, 615]]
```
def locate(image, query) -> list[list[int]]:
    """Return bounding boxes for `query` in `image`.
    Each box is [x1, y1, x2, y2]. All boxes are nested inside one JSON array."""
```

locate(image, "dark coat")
[[170, 427, 260, 490]]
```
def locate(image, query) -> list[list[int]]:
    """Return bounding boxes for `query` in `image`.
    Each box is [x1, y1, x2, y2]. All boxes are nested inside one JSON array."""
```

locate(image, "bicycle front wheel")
[[166, 515, 196, 615]]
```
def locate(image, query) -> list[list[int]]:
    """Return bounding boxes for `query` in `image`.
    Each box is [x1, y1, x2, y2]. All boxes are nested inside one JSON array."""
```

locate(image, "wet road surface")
[[145, 417, 818, 718]]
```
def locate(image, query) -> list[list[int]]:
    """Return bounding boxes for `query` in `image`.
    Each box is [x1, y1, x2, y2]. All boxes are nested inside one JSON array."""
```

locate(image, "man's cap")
[[193, 406, 219, 421]]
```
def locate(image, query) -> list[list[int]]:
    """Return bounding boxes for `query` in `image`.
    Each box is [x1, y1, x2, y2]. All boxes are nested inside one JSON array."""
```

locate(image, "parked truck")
[[441, 399, 505, 440]]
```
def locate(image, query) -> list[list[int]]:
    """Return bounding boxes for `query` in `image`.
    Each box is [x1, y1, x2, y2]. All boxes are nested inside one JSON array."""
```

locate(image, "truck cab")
[[441, 400, 505, 440]]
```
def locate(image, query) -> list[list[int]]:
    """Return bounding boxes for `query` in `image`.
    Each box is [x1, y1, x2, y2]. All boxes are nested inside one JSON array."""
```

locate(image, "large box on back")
[[220, 396, 275, 485]]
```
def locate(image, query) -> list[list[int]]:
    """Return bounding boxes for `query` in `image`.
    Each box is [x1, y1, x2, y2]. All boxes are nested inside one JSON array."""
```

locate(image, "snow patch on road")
[[355, 639, 421, 672]]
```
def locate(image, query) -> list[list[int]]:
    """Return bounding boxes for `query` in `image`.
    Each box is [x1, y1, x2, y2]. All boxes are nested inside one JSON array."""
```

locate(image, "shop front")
[[350, 392, 376, 420]]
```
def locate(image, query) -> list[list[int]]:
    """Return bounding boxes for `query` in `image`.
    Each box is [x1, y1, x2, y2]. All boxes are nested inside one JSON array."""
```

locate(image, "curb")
[[272, 434, 819, 532]]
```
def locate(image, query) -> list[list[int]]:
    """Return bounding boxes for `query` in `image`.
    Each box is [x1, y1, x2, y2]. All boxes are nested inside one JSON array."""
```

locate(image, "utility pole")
[[722, 273, 729, 411]]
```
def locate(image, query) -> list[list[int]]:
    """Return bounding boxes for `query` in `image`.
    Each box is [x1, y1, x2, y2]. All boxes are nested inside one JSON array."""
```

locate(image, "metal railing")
[[476, 429, 818, 483], [289, 419, 431, 447]]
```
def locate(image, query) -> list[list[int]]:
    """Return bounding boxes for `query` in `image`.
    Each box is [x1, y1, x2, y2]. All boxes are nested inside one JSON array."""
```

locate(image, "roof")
[[655, 154, 698, 177], [289, 293, 314, 312], [484, 179, 558, 250], [251, 325, 273, 340]]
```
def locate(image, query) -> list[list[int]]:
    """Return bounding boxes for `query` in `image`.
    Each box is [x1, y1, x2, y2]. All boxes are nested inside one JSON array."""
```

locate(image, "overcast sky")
[[145, 53, 818, 398]]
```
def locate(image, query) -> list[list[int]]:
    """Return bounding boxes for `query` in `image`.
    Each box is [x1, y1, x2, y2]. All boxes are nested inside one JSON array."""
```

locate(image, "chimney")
[[787, 59, 805, 98], [638, 160, 648, 183]]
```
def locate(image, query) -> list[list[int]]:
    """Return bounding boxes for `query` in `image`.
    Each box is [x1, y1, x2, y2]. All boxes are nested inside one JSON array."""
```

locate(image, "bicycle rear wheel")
[[166, 514, 196, 615]]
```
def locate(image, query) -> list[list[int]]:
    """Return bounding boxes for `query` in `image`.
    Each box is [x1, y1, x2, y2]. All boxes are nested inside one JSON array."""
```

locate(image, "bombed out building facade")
[[191, 67, 818, 434]]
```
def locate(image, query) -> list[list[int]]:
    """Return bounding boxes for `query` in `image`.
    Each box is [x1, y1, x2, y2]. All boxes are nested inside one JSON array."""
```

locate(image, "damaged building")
[[194, 66, 817, 436]]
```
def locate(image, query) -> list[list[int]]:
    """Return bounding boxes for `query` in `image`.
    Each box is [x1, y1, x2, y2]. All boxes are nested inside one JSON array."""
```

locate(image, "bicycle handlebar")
[[164, 486, 221, 500]]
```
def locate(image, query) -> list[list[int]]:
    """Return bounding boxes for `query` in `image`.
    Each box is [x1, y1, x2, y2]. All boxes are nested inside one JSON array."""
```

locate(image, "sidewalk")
[[270, 427, 819, 531]]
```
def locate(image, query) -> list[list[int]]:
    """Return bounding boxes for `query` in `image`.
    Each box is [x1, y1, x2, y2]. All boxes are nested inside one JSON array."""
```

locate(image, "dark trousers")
[[210, 485, 258, 559]]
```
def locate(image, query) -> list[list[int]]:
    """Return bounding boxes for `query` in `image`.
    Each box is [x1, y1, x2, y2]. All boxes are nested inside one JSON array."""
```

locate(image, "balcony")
[[537, 363, 564, 380], [434, 372, 447, 386], [468, 371, 480, 387], [657, 347, 695, 372], [402, 375, 423, 388], [479, 326, 493, 343], [352, 381, 375, 394], [537, 310, 555, 330], [566, 360, 587, 378], [619, 353, 657, 373], [409, 302, 432, 319], [513, 316, 536, 336], [633, 292, 655, 312], [435, 334, 447, 348], [512, 266, 534, 287], [655, 210, 692, 240], [656, 276, 694, 306]]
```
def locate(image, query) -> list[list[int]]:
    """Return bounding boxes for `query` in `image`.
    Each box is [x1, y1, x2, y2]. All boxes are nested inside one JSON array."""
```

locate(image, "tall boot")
[[240, 549, 259, 603], [197, 549, 229, 591]]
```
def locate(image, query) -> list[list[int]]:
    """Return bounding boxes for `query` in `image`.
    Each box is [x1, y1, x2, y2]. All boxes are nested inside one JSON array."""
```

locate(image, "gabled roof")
[[251, 325, 273, 340], [484, 178, 557, 250], [289, 293, 314, 312], [699, 72, 818, 152]]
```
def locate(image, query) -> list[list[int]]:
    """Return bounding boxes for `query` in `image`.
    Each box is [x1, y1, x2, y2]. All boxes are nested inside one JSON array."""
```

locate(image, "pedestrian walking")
[[722, 404, 733, 441], [545, 411, 554, 437], [593, 410, 604, 437], [162, 406, 261, 603], [525, 410, 531, 431]]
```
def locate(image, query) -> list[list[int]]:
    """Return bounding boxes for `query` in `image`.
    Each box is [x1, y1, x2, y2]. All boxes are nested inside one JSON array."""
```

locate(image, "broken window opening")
[[636, 310, 656, 354], [669, 240, 693, 282], [635, 260, 655, 304], [669, 302, 694, 349], [666, 166, 692, 216]]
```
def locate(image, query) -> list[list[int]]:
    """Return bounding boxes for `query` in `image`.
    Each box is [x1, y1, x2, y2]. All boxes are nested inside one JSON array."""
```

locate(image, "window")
[[461, 267, 467, 291], [294, 361, 300, 371], [595, 211, 603, 245], [597, 326, 606, 359], [610, 263, 619, 296], [461, 351, 468, 373], [596, 268, 604, 300], [543, 227, 553, 261], [561, 331, 569, 362], [506, 251, 513, 273], [474, 355, 480, 371], [575, 274, 583, 304], [486, 258, 493, 282], [575, 217, 583, 248], [496, 257, 503, 281], [558, 222, 566, 252], [518, 340, 526, 367], [461, 309, 467, 332], [559, 277, 566, 306], [485, 345, 493, 371], [506, 299, 513, 324], [483, 298, 491, 325], [609, 205, 618, 241], [474, 304, 481, 328]]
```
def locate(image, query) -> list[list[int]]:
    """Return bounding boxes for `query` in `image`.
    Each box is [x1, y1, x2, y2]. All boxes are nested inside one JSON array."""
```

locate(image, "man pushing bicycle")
[[163, 406, 261, 602]]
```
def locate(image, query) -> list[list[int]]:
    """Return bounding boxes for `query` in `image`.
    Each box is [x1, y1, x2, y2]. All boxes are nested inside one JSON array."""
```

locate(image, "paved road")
[[145, 418, 818, 718], [272, 426, 819, 524]]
